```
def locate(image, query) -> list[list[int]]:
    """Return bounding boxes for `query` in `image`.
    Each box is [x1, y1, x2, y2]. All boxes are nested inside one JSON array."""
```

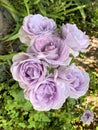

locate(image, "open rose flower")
[[61, 24, 90, 56], [81, 110, 94, 125], [27, 34, 71, 67], [19, 14, 57, 44], [27, 76, 69, 111], [10, 13, 91, 112], [58, 64, 90, 99], [10, 52, 46, 87]]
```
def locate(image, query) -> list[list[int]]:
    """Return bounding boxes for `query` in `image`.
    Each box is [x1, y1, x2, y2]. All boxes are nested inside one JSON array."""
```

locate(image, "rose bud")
[[81, 110, 94, 125]]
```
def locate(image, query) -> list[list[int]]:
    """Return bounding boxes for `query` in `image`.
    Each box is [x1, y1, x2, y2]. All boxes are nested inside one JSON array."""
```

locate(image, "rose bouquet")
[[11, 14, 90, 111]]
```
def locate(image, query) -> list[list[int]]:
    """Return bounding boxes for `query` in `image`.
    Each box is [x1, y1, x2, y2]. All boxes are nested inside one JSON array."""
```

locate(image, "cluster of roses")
[[11, 14, 90, 111]]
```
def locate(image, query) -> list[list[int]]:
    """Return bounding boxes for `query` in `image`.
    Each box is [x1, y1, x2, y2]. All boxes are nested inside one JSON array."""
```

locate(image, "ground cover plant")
[[0, 0, 98, 130]]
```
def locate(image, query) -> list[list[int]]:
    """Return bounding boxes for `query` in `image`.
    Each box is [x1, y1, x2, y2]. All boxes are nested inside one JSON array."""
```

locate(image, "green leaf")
[[23, 101, 32, 111], [74, 0, 86, 20], [38, 3, 47, 16], [50, 0, 54, 3], [66, 4, 87, 15], [4, 33, 19, 41], [18, 123, 26, 128], [33, 0, 40, 5], [24, 0, 30, 15], [0, 54, 15, 61], [2, 23, 20, 41]]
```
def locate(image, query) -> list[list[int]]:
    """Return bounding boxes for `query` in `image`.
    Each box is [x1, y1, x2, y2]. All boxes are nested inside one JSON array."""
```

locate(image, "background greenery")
[[0, 0, 98, 129]]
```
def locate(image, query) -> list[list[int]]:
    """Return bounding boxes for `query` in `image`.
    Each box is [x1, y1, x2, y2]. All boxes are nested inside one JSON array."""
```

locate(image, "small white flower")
[[81, 110, 94, 125]]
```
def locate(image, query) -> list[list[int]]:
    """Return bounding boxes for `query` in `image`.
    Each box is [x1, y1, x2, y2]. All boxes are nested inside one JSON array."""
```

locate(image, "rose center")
[[70, 78, 81, 91], [36, 83, 56, 103], [44, 44, 55, 52], [25, 67, 34, 77], [85, 113, 91, 119], [41, 42, 56, 52]]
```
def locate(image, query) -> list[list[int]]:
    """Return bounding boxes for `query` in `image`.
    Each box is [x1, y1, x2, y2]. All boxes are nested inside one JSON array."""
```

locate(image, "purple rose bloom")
[[10, 53, 46, 87], [27, 76, 69, 111], [81, 110, 94, 125], [61, 24, 90, 56], [19, 14, 57, 44], [27, 34, 71, 67], [58, 64, 90, 99]]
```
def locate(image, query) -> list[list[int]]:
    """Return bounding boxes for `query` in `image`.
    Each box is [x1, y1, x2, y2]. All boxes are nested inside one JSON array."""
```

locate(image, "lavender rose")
[[10, 53, 46, 87], [58, 64, 90, 99], [27, 34, 71, 67], [19, 14, 57, 44], [61, 24, 90, 56], [28, 77, 69, 111], [81, 110, 94, 125]]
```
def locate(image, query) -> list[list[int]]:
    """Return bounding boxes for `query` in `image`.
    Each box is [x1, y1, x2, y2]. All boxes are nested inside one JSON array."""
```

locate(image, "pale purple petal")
[[58, 64, 90, 99], [10, 53, 46, 86], [27, 34, 71, 67], [19, 14, 57, 44], [19, 27, 34, 44], [81, 110, 94, 125], [29, 76, 69, 111], [61, 24, 90, 55]]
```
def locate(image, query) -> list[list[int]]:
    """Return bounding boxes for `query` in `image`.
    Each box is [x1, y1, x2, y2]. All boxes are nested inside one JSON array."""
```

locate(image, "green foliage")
[[0, 0, 97, 41], [0, 0, 20, 21], [88, 69, 98, 93], [0, 0, 89, 41], [90, 2, 98, 29], [0, 0, 98, 129]]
